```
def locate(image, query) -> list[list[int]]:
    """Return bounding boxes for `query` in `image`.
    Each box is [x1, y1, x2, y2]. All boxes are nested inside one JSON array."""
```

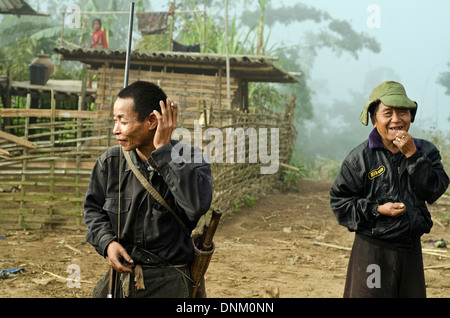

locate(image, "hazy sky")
[[16, 0, 450, 132], [152, 0, 450, 132], [272, 0, 450, 132]]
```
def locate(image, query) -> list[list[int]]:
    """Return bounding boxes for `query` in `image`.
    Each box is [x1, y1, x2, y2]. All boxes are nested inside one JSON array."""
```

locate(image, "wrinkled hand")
[[106, 241, 134, 273], [378, 202, 406, 217], [392, 130, 416, 158], [153, 97, 178, 150]]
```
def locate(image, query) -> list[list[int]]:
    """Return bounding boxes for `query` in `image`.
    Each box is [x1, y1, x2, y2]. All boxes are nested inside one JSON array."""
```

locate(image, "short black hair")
[[117, 81, 167, 122], [368, 99, 416, 123], [368, 100, 381, 122], [92, 18, 102, 28]]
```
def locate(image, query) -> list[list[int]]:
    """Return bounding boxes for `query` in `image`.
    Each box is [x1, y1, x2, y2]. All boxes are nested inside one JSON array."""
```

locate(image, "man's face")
[[373, 102, 412, 143], [113, 97, 155, 152]]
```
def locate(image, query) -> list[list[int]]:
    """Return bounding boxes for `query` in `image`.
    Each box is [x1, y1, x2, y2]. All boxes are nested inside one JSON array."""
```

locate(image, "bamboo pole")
[[168, 0, 176, 51], [75, 77, 85, 226], [0, 131, 37, 149], [203, 3, 206, 53], [49, 90, 56, 218], [19, 94, 31, 227], [224, 0, 231, 110]]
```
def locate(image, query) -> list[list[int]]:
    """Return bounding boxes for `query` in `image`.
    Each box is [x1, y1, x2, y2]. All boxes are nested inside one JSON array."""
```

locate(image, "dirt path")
[[0, 180, 448, 298]]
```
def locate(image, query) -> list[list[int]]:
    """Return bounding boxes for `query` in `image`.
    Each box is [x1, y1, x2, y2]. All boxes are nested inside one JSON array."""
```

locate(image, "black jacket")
[[84, 141, 213, 265], [330, 129, 449, 250]]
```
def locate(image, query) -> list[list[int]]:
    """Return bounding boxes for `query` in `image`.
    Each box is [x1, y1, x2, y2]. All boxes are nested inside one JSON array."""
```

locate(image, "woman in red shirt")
[[89, 18, 108, 49], [87, 18, 108, 88]]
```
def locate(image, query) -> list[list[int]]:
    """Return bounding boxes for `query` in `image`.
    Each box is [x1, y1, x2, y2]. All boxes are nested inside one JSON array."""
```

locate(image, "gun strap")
[[122, 149, 188, 232]]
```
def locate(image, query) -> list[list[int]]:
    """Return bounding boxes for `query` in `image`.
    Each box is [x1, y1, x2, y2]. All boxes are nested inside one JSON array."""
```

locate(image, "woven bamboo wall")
[[95, 67, 239, 123], [0, 92, 111, 229], [0, 68, 296, 229]]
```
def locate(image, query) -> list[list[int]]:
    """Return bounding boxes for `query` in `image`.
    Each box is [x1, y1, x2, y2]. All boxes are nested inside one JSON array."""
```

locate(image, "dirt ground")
[[0, 179, 448, 298]]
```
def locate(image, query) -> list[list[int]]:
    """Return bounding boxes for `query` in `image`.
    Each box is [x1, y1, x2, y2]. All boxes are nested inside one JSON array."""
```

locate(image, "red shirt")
[[90, 29, 108, 49]]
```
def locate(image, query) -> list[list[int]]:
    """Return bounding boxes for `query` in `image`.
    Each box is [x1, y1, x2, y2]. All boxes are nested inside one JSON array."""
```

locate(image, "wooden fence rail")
[[0, 89, 296, 230]]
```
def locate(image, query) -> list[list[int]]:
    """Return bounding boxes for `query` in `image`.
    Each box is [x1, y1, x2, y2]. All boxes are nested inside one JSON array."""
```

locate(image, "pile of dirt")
[[0, 180, 448, 298]]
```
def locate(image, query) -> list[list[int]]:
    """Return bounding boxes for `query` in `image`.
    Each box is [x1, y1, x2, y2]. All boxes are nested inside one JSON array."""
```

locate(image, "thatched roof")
[[54, 46, 300, 84], [0, 0, 49, 16]]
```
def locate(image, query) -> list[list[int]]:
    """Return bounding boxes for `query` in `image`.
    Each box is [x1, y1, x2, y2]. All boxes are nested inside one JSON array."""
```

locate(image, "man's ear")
[[148, 112, 158, 130], [370, 114, 376, 127]]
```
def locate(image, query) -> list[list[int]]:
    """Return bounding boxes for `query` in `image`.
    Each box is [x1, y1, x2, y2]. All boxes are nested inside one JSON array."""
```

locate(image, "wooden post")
[[107, 68, 114, 148], [224, 0, 231, 110], [75, 77, 85, 226], [19, 94, 31, 227], [4, 69, 12, 132], [202, 3, 206, 53], [242, 80, 248, 113], [168, 0, 176, 51], [196, 99, 201, 121], [49, 89, 55, 218]]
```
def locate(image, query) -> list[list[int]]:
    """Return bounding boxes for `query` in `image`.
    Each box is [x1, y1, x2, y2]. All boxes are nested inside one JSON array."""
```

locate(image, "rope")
[[113, 148, 122, 298]]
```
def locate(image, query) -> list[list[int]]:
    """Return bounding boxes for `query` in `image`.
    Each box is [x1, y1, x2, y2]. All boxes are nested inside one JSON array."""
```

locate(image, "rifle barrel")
[[107, 2, 135, 299], [124, 2, 135, 87], [107, 267, 116, 298]]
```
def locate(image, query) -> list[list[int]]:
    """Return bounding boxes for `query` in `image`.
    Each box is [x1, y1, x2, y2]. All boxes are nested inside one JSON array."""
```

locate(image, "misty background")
[[1, 0, 449, 179]]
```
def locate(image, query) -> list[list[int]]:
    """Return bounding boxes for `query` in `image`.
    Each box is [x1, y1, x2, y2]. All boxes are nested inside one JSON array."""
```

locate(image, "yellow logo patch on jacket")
[[368, 165, 386, 180]]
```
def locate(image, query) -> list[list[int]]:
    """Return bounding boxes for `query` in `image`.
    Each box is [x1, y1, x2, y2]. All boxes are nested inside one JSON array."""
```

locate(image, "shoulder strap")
[[122, 149, 188, 232]]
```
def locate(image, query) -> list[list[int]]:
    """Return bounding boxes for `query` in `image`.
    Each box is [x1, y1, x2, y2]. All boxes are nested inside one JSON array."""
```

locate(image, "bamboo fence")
[[0, 91, 111, 229], [0, 68, 296, 229]]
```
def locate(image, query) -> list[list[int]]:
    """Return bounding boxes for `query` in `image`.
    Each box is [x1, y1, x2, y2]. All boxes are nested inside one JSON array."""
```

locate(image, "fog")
[[148, 0, 450, 132], [2, 0, 449, 165], [151, 0, 450, 163], [297, 0, 450, 132]]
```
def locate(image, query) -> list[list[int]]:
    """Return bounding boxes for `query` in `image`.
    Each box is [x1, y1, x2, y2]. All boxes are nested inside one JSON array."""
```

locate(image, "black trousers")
[[344, 234, 426, 298]]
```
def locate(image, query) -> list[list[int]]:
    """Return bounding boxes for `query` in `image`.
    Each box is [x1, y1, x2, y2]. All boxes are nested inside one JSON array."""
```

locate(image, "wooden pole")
[[168, 1, 176, 51], [19, 94, 31, 227], [75, 76, 85, 226], [224, 0, 231, 110], [203, 3, 206, 53], [124, 2, 135, 88], [49, 89, 56, 218]]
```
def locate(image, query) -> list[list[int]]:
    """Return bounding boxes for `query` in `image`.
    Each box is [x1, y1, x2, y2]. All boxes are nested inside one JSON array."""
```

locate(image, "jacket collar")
[[368, 128, 421, 150], [127, 149, 157, 172]]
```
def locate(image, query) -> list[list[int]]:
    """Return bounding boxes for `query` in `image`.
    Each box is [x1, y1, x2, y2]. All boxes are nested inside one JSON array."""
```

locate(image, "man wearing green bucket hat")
[[330, 81, 449, 297]]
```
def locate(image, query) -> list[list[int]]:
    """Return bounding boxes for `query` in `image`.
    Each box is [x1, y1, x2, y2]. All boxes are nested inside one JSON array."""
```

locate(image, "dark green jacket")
[[84, 141, 212, 264]]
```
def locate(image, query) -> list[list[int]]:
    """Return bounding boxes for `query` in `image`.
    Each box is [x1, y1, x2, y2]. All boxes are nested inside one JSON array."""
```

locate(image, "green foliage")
[[242, 1, 331, 26], [418, 126, 450, 169], [281, 163, 308, 192], [248, 83, 287, 111], [240, 2, 381, 60], [323, 19, 381, 58], [135, 34, 170, 52], [229, 193, 256, 215], [2, 36, 38, 81], [437, 62, 450, 107], [173, 7, 258, 55], [305, 157, 342, 182]]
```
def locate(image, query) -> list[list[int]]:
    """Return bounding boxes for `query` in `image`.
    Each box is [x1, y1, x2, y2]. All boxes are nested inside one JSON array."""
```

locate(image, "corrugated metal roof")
[[0, 0, 49, 16], [53, 46, 300, 84]]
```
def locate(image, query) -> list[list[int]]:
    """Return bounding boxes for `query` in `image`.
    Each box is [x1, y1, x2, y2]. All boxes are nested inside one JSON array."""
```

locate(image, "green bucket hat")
[[360, 81, 418, 126]]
